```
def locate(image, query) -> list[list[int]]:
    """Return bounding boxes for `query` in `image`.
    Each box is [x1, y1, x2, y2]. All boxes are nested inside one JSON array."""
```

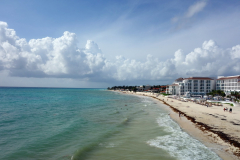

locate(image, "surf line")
[[153, 96, 240, 158]]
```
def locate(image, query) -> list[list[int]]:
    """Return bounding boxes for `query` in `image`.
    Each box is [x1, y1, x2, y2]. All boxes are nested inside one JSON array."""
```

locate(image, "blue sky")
[[0, 0, 240, 87]]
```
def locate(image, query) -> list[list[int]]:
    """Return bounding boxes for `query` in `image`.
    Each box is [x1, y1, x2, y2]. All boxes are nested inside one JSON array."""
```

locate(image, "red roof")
[[217, 76, 240, 80], [184, 77, 213, 80], [168, 84, 179, 86], [175, 77, 184, 81]]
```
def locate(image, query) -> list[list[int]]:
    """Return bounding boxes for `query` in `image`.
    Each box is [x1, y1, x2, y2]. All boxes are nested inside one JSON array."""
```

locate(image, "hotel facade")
[[216, 75, 240, 94], [167, 75, 240, 96], [166, 77, 215, 96]]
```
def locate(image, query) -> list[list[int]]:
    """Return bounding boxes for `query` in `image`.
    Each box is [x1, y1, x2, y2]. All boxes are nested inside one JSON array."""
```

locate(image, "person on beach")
[[223, 108, 227, 112], [229, 108, 232, 113], [179, 112, 181, 117]]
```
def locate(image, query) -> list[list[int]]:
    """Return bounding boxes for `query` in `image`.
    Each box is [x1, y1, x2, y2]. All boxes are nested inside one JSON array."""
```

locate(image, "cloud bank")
[[0, 21, 240, 83]]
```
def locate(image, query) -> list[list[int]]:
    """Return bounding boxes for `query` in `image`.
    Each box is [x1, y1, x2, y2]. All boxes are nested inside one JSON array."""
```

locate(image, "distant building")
[[216, 75, 240, 95], [160, 86, 166, 92], [167, 77, 215, 96], [166, 84, 179, 95], [137, 85, 151, 92], [148, 86, 166, 93]]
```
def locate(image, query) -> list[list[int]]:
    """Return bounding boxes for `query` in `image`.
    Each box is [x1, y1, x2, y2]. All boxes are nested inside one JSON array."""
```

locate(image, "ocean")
[[0, 88, 221, 160]]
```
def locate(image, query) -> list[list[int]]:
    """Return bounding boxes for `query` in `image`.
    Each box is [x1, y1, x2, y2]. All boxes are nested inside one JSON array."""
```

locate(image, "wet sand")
[[119, 91, 240, 160]]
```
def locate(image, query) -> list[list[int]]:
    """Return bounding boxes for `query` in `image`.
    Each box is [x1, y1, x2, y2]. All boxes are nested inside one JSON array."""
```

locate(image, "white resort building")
[[216, 75, 240, 95], [167, 77, 216, 96]]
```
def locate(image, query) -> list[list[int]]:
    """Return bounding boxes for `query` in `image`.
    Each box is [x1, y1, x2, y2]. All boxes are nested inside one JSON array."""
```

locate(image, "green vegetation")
[[230, 91, 240, 99], [150, 85, 164, 89], [161, 93, 171, 96], [224, 103, 234, 107], [107, 85, 138, 92], [207, 90, 225, 97], [107, 85, 166, 93]]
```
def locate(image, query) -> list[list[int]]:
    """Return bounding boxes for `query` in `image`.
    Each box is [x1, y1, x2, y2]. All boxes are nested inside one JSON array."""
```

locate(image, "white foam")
[[147, 114, 221, 160], [141, 97, 152, 104], [156, 113, 181, 133], [99, 142, 116, 148], [105, 143, 115, 148]]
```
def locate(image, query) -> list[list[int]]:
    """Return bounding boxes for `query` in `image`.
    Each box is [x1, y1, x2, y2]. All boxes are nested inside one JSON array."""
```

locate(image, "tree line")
[[107, 85, 166, 92], [207, 90, 240, 99]]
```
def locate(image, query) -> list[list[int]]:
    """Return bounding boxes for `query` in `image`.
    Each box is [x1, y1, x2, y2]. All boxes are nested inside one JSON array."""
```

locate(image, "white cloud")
[[231, 45, 240, 59], [185, 1, 207, 18], [0, 22, 106, 79], [171, 1, 207, 30], [0, 21, 240, 84]]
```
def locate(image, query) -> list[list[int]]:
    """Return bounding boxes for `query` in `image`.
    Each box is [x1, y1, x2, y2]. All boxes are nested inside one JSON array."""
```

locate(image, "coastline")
[[115, 90, 240, 160]]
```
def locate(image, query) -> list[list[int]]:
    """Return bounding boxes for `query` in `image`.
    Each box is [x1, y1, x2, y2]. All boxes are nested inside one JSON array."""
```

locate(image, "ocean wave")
[[71, 116, 131, 160], [147, 114, 221, 160], [99, 142, 116, 148], [71, 131, 119, 160]]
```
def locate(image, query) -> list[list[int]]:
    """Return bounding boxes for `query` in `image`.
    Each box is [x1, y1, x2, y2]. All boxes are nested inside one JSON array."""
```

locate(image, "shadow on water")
[[71, 117, 132, 160], [109, 111, 120, 115]]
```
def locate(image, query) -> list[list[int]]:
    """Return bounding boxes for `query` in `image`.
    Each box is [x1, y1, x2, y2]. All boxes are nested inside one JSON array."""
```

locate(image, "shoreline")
[[115, 90, 240, 160]]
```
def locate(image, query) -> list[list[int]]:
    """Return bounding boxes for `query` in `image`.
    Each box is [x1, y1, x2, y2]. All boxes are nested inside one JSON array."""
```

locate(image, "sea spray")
[[147, 113, 221, 160]]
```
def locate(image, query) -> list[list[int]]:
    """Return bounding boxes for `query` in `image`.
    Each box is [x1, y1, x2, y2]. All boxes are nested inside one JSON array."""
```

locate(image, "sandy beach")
[[119, 91, 240, 160]]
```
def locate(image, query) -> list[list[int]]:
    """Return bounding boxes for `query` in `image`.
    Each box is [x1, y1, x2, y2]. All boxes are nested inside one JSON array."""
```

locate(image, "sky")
[[0, 0, 240, 88]]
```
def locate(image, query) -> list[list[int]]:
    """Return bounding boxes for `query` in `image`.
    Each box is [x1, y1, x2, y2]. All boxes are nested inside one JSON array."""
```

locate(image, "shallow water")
[[0, 88, 221, 160]]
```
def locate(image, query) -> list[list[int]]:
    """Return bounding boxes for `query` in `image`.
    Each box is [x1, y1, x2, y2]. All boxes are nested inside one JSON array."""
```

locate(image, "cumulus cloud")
[[0, 21, 105, 79], [0, 21, 240, 83]]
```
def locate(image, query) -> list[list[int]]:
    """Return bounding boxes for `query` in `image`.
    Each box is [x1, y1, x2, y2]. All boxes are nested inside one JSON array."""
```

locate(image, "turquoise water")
[[0, 88, 221, 160]]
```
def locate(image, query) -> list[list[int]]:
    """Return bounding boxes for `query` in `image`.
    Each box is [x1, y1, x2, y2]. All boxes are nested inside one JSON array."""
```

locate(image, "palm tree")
[[207, 90, 225, 97]]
